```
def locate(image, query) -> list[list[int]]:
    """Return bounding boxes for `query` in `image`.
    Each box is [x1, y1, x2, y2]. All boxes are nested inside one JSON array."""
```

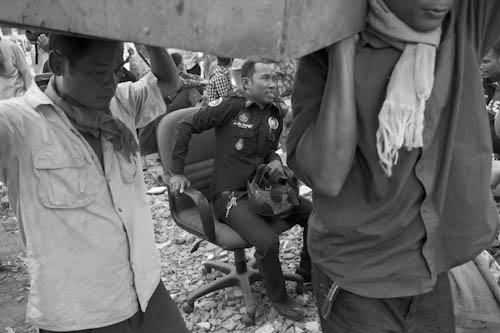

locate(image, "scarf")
[[367, 0, 441, 176], [44, 77, 139, 162]]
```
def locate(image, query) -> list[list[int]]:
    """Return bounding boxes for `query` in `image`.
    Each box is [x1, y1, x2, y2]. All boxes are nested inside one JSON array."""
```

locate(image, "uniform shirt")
[[172, 96, 282, 197], [0, 38, 33, 100], [0, 72, 165, 331], [288, 0, 500, 298], [206, 65, 232, 102]]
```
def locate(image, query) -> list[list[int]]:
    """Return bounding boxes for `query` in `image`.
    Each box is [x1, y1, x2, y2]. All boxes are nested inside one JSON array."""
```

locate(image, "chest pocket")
[[32, 145, 95, 209], [230, 126, 256, 155]]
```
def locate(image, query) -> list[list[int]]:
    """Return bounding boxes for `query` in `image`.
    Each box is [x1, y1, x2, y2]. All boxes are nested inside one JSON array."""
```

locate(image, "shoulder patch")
[[208, 97, 223, 107]]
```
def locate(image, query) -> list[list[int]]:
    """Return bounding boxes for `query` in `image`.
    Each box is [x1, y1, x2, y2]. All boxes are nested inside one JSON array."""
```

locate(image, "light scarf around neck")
[[368, 0, 442, 176], [44, 77, 139, 162]]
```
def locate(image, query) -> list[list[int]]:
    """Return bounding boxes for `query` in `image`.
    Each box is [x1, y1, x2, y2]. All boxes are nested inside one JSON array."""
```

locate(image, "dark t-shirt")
[[288, 0, 500, 298]]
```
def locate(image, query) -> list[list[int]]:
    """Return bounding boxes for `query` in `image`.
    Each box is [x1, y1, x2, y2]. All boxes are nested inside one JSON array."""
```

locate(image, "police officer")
[[169, 60, 311, 321]]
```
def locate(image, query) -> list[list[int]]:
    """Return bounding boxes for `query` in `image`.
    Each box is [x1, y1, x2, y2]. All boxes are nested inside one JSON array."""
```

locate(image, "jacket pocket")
[[230, 127, 255, 154], [32, 145, 95, 208]]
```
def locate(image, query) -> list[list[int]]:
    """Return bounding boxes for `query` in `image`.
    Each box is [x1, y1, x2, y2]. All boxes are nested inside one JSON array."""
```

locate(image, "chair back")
[[157, 107, 215, 200]]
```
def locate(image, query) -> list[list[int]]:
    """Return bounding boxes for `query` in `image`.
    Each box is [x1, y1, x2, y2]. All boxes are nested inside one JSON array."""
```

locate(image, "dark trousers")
[[312, 264, 456, 332], [214, 193, 311, 303], [40, 282, 188, 333]]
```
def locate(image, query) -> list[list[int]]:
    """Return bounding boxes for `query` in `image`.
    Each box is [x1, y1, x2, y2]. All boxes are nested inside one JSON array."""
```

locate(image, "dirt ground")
[[0, 207, 35, 333]]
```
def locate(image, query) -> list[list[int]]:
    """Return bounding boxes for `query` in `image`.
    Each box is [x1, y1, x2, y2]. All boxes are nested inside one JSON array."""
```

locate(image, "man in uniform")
[[287, 0, 500, 331], [169, 60, 311, 321]]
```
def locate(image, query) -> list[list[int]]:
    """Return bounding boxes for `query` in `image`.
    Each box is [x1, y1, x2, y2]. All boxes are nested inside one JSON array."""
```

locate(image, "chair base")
[[182, 248, 305, 326]]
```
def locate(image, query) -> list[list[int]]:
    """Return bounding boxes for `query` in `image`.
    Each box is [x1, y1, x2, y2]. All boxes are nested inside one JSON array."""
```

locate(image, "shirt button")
[[118, 208, 123, 213]]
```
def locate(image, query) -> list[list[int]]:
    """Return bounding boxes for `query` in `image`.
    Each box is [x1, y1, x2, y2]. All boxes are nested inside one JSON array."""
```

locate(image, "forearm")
[[145, 46, 180, 98]]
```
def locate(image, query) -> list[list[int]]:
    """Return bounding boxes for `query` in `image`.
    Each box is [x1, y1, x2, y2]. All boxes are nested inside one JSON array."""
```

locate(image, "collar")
[[24, 81, 56, 110]]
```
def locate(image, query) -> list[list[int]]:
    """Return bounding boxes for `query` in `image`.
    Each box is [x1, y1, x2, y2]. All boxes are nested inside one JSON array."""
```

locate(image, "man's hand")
[[168, 174, 191, 196], [37, 34, 49, 52], [491, 160, 500, 190], [267, 159, 284, 178]]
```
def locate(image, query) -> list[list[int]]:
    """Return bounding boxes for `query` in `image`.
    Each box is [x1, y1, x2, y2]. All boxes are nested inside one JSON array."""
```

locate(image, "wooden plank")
[[0, 0, 366, 61]]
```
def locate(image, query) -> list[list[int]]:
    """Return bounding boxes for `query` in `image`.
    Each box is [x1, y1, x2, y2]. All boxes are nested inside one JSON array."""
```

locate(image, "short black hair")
[[241, 60, 258, 80], [170, 52, 183, 67], [48, 34, 121, 66], [216, 56, 232, 67]]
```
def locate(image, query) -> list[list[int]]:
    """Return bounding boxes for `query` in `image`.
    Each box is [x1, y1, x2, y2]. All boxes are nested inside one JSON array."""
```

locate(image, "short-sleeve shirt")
[[0, 72, 166, 331]]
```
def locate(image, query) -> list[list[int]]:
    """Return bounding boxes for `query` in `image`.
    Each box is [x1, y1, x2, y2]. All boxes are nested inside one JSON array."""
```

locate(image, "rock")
[[224, 287, 243, 302], [205, 242, 219, 251], [15, 295, 24, 302], [5, 327, 15, 333], [295, 328, 304, 333], [196, 322, 211, 331], [305, 321, 321, 332], [198, 300, 217, 311], [255, 324, 275, 333], [221, 319, 237, 331]]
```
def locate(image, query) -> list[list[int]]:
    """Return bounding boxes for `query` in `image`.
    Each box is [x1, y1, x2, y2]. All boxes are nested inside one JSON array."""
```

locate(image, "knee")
[[254, 233, 280, 255]]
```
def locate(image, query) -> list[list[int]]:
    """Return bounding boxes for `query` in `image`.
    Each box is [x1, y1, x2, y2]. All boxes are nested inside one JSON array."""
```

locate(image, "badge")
[[208, 97, 223, 107], [235, 138, 244, 151], [239, 113, 249, 123], [268, 117, 279, 130]]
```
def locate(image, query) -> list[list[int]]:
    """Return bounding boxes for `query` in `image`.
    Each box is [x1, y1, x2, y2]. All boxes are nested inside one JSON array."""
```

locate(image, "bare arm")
[[145, 46, 180, 99]]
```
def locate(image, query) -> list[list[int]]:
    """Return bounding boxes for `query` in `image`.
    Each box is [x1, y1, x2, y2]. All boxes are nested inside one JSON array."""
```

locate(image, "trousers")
[[312, 264, 455, 332], [40, 282, 188, 333], [213, 192, 311, 303]]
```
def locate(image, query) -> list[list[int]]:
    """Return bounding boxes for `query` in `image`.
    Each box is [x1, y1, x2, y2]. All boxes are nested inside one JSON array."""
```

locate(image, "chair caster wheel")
[[202, 266, 212, 275], [242, 313, 255, 327], [296, 283, 305, 295], [183, 302, 194, 313]]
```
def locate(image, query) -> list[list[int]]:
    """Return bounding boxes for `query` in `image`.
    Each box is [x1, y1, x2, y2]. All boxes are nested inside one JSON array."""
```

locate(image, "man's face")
[[244, 63, 277, 105], [57, 41, 123, 109], [480, 51, 500, 80], [383, 0, 454, 32]]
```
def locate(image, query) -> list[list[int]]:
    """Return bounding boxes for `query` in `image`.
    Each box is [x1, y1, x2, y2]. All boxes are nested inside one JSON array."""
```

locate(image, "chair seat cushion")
[[178, 206, 296, 250]]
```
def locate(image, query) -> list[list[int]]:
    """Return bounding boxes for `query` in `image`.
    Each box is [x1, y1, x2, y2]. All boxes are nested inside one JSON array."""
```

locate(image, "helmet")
[[247, 164, 300, 217]]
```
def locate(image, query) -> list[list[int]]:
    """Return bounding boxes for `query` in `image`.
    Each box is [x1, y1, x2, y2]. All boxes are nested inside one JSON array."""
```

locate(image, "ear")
[[47, 50, 64, 76], [242, 77, 250, 90]]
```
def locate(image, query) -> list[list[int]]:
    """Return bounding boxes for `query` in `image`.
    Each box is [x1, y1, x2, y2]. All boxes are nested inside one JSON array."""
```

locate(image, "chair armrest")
[[167, 187, 216, 243]]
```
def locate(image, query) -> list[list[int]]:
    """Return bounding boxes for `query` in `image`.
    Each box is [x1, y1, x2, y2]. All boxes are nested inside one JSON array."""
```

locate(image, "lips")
[[422, 7, 449, 19]]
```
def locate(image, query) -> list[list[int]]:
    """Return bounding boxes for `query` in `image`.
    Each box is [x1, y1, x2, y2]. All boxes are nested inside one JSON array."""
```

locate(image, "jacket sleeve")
[[171, 100, 238, 174], [465, 0, 500, 59]]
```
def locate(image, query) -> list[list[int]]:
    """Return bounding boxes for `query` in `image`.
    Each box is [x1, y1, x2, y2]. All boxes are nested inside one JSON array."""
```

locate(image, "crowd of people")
[[1, 1, 500, 332]]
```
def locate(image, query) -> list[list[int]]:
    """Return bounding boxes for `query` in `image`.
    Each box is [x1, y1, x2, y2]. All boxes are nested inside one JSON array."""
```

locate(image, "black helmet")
[[247, 164, 300, 217]]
